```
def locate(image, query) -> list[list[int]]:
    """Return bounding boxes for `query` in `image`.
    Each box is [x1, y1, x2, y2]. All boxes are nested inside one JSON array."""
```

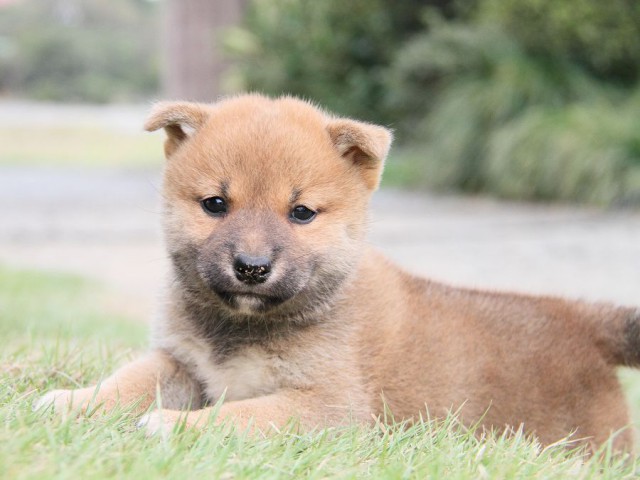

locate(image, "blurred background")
[[0, 0, 639, 326], [2, 0, 640, 204]]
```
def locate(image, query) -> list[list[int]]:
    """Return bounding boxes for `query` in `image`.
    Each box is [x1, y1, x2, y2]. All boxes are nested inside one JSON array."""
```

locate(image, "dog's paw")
[[137, 410, 179, 437], [33, 389, 75, 414]]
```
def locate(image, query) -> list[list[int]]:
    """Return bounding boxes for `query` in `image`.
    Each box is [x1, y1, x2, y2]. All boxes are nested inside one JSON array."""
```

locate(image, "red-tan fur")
[[36, 94, 640, 451]]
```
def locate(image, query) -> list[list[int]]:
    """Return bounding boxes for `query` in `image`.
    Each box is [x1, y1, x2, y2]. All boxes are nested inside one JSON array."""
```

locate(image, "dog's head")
[[145, 94, 392, 319]]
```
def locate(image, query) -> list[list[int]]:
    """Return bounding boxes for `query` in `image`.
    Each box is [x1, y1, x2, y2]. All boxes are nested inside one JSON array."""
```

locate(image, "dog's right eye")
[[290, 205, 317, 224], [201, 196, 227, 217]]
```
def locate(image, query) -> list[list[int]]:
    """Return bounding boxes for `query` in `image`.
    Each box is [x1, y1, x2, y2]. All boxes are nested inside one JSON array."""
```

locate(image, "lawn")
[[1, 265, 639, 479], [0, 123, 418, 185], [0, 126, 162, 168]]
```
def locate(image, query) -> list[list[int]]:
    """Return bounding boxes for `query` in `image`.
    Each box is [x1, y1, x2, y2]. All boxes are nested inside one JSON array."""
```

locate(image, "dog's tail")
[[591, 304, 640, 367]]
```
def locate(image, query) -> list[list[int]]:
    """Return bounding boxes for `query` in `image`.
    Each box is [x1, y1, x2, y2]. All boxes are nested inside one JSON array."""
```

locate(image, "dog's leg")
[[34, 350, 201, 415], [140, 389, 362, 435]]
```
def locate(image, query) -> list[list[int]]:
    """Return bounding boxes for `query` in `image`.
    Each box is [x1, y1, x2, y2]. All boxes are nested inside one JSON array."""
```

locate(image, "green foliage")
[[0, 0, 159, 102], [478, 0, 640, 83], [225, 0, 428, 123], [486, 101, 640, 205], [385, 17, 640, 205], [0, 265, 145, 342], [384, 21, 598, 141]]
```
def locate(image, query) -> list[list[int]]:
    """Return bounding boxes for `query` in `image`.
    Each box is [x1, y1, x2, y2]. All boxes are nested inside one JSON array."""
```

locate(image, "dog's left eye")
[[201, 196, 227, 216], [290, 205, 317, 224]]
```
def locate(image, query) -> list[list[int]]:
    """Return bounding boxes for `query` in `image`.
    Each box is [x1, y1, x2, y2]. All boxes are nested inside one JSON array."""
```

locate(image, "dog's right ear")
[[326, 118, 393, 190], [144, 102, 211, 158]]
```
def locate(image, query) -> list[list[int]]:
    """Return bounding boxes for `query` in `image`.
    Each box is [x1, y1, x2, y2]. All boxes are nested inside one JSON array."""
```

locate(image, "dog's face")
[[145, 95, 392, 318]]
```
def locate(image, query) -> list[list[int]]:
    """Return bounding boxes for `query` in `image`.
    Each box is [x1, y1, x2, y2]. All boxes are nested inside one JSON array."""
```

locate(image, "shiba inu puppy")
[[36, 94, 640, 451]]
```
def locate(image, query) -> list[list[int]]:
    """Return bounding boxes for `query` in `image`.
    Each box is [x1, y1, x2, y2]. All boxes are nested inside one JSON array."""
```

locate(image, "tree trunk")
[[163, 0, 246, 101]]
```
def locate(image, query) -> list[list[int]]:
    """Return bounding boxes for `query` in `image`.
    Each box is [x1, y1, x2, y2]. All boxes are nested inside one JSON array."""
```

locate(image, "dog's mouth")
[[214, 290, 291, 313], [195, 260, 312, 316]]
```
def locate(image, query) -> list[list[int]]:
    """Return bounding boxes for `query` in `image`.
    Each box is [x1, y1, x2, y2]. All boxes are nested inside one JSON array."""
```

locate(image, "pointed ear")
[[326, 119, 393, 190], [144, 101, 211, 158]]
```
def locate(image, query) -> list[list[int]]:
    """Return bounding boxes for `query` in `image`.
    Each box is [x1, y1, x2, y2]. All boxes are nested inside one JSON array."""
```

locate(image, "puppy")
[[36, 94, 640, 451]]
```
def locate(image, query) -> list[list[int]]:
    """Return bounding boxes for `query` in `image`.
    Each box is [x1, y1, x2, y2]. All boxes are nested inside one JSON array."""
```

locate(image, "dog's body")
[[37, 94, 640, 450]]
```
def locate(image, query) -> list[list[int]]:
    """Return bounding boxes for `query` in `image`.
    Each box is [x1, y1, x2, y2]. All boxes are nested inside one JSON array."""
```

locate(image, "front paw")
[[137, 410, 181, 437], [33, 389, 76, 414]]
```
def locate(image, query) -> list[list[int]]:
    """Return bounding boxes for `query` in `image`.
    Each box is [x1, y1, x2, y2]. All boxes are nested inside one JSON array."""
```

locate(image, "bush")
[[0, 0, 159, 102], [486, 101, 640, 205], [385, 19, 640, 205], [225, 0, 431, 124], [478, 0, 640, 83]]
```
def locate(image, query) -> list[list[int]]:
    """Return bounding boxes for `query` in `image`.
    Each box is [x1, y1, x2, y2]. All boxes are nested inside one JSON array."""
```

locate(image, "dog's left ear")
[[326, 119, 393, 190], [144, 101, 211, 158]]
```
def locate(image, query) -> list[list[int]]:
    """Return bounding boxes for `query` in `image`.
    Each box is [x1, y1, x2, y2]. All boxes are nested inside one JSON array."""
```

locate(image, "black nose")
[[233, 254, 272, 284]]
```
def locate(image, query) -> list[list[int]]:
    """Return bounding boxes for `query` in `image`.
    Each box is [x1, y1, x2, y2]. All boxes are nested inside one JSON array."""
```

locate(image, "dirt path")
[[1, 166, 639, 322]]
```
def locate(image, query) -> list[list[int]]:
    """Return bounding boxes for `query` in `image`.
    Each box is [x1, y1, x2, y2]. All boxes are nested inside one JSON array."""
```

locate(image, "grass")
[[0, 126, 162, 168], [0, 122, 421, 179], [2, 265, 640, 479]]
